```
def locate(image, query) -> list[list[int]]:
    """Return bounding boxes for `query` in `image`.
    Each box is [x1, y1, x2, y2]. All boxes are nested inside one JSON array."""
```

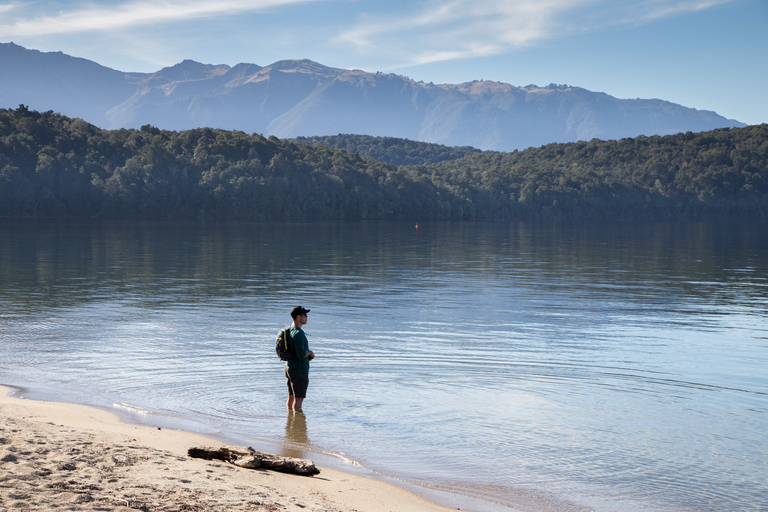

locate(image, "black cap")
[[291, 306, 310, 318]]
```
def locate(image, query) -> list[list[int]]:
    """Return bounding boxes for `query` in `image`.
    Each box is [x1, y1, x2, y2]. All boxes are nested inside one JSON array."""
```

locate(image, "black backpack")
[[275, 327, 296, 361]]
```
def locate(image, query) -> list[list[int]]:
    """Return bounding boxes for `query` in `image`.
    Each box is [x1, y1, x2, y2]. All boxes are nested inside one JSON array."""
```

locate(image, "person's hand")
[[307, 350, 315, 361]]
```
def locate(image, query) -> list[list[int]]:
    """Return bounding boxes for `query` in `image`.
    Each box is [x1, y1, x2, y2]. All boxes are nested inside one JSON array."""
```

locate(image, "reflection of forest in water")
[[2, 219, 767, 311]]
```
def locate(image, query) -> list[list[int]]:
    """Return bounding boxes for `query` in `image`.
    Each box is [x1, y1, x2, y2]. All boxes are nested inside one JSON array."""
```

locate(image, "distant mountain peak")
[[445, 80, 516, 95], [153, 59, 231, 82], [265, 58, 341, 76], [1, 41, 30, 53]]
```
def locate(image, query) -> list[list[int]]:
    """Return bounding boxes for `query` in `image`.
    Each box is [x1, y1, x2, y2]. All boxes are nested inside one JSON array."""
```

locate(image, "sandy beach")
[[0, 386, 457, 512]]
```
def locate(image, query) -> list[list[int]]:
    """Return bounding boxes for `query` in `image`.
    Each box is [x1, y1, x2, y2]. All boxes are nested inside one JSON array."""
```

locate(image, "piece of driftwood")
[[187, 445, 320, 476]]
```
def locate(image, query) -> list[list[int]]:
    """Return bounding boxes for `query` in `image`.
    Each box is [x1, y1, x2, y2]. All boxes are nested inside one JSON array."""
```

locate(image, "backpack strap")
[[285, 327, 297, 359]]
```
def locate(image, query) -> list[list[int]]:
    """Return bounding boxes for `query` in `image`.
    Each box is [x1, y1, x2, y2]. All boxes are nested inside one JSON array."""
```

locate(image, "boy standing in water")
[[285, 306, 314, 412]]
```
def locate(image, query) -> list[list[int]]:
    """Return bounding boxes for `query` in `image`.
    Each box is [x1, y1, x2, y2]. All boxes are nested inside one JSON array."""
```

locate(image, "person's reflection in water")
[[283, 411, 309, 459]]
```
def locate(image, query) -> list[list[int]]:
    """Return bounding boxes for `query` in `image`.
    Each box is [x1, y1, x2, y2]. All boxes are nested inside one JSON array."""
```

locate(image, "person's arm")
[[298, 331, 313, 360]]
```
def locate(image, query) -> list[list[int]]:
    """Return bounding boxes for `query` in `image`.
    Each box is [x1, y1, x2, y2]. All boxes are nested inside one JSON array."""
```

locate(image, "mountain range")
[[0, 42, 745, 152]]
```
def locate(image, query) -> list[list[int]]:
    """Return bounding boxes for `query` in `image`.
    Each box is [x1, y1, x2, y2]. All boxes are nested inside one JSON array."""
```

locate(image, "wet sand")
[[0, 386, 458, 511]]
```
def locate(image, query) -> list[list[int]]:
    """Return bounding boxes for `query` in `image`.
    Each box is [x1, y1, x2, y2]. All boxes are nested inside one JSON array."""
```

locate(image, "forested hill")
[[406, 125, 768, 220], [293, 135, 483, 166], [0, 106, 472, 220], [1, 106, 766, 221]]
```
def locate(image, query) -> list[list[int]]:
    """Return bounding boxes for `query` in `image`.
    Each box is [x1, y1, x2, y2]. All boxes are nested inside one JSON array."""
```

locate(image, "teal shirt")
[[286, 326, 310, 374]]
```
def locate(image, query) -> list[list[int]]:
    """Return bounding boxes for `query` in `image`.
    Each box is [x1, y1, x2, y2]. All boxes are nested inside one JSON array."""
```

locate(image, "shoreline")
[[0, 385, 463, 512]]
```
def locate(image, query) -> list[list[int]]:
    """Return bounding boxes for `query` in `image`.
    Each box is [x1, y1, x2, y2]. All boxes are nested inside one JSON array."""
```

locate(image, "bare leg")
[[287, 395, 295, 410], [292, 397, 304, 412]]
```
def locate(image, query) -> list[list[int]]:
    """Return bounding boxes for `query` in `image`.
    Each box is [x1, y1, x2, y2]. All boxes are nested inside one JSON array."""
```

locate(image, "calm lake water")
[[1, 219, 766, 512]]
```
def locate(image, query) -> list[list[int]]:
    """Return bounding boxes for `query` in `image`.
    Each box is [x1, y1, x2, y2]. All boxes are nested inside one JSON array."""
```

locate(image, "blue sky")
[[1, 0, 766, 125]]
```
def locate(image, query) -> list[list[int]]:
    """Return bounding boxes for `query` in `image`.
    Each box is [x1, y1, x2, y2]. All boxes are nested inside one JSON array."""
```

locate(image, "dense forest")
[[407, 126, 768, 220], [1, 106, 766, 220], [293, 134, 483, 166], [0, 106, 472, 220]]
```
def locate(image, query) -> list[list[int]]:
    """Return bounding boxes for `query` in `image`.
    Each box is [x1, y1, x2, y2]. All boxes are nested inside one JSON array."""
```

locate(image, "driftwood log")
[[187, 445, 320, 476]]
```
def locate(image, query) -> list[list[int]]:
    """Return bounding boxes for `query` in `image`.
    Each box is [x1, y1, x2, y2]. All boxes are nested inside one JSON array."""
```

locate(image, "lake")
[[0, 219, 766, 512]]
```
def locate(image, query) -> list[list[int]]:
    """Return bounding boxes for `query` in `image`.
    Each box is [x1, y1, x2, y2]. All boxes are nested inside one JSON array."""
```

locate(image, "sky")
[[1, 0, 766, 125]]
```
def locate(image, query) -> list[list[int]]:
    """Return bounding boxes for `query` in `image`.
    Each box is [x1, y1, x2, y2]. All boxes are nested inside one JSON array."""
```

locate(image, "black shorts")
[[285, 366, 309, 399]]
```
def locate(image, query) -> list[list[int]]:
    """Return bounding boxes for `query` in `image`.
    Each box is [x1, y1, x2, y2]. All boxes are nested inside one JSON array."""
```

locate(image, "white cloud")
[[0, 0, 321, 37], [337, 0, 740, 67], [336, 0, 588, 65], [617, 0, 735, 25]]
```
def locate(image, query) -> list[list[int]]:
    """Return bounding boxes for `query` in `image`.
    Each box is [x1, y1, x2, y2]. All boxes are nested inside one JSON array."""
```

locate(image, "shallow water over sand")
[[1, 219, 767, 511]]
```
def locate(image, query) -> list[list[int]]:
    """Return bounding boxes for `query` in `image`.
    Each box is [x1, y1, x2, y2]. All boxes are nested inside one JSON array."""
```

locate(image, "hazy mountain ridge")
[[0, 42, 745, 151]]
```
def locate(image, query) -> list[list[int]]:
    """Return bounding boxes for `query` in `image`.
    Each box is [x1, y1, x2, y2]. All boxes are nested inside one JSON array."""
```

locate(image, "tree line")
[[293, 134, 482, 166], [1, 105, 766, 220]]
